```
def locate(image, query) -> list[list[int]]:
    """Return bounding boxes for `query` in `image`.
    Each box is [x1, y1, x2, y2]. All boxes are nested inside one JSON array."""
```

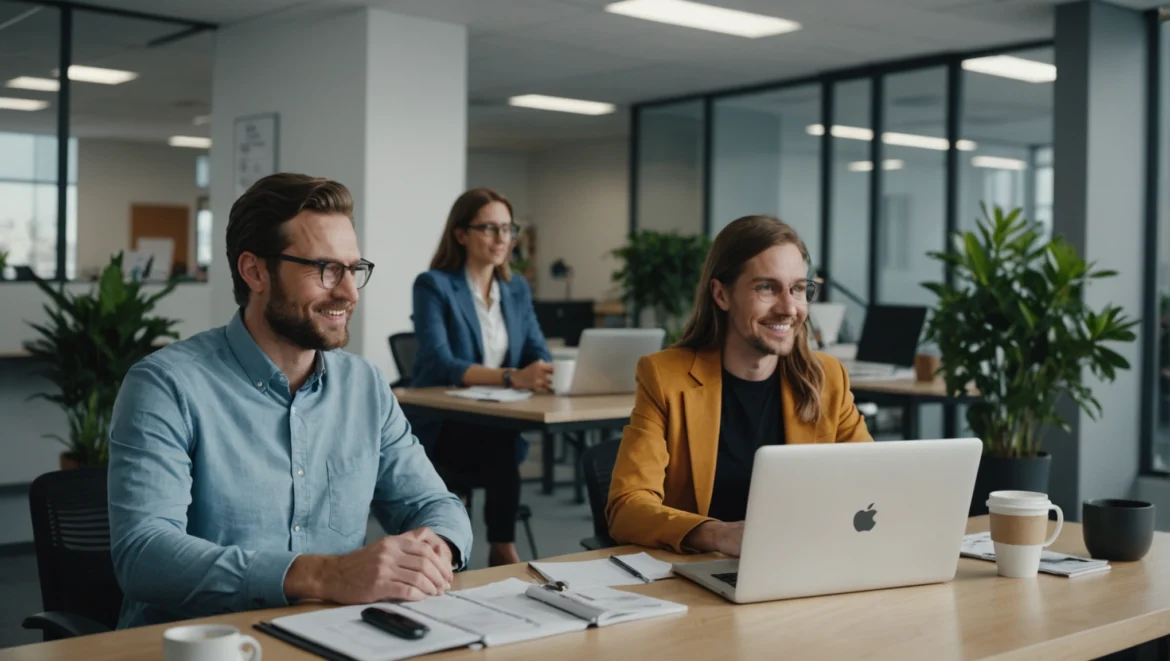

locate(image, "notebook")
[[529, 552, 675, 588], [260, 578, 687, 661]]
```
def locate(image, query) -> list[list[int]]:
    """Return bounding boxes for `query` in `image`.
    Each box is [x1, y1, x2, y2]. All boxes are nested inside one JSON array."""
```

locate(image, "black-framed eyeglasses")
[[465, 222, 521, 239], [273, 254, 375, 289]]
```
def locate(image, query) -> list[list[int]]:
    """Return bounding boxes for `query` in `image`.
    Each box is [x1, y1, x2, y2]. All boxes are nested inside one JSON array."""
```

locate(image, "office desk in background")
[[4, 518, 1168, 661], [394, 388, 634, 497]]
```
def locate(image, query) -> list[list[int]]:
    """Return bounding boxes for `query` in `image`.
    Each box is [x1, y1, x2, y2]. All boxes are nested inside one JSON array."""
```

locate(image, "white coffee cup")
[[986, 490, 1064, 578], [164, 624, 262, 661], [552, 359, 576, 394]]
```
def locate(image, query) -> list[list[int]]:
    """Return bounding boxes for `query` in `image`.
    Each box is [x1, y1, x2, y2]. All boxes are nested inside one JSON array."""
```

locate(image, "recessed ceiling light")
[[605, 0, 801, 38], [51, 65, 138, 85], [848, 159, 904, 172], [961, 55, 1056, 83], [168, 136, 211, 149], [971, 155, 1028, 170], [6, 76, 59, 92], [193, 115, 211, 126], [807, 124, 977, 151], [508, 94, 615, 116], [0, 97, 49, 111]]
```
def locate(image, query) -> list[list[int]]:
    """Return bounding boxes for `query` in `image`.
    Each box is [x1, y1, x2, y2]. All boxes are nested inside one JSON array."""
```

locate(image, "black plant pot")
[[969, 452, 1052, 517]]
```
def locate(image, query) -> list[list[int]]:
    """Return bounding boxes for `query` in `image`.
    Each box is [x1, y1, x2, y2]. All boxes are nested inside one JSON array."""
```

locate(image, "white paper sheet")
[[445, 387, 533, 402], [529, 552, 675, 588]]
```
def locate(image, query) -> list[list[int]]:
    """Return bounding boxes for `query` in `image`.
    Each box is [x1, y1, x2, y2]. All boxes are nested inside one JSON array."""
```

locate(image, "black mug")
[[1082, 499, 1156, 562]]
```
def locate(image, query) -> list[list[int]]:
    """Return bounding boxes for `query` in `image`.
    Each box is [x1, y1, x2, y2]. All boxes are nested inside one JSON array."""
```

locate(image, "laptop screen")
[[854, 305, 928, 367]]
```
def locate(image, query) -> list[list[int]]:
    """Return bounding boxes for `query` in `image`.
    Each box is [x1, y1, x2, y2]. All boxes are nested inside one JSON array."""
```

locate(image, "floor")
[[0, 450, 592, 650]]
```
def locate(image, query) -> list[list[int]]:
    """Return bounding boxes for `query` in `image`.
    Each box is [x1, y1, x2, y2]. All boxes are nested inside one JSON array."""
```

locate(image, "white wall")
[[210, 8, 467, 380], [529, 139, 629, 302], [77, 139, 205, 278], [466, 151, 531, 228]]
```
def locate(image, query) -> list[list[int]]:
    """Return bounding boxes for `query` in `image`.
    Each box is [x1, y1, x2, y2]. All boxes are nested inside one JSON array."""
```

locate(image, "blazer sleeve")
[[515, 276, 552, 366], [412, 272, 475, 386], [606, 356, 713, 552], [828, 356, 872, 442]]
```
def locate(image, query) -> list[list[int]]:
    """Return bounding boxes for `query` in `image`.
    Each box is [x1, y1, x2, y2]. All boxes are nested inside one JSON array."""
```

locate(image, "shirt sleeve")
[[108, 360, 298, 618], [370, 375, 473, 568]]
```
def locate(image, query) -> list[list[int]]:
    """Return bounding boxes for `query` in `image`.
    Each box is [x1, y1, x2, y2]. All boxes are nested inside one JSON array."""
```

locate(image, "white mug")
[[552, 359, 576, 394], [164, 624, 262, 661], [986, 490, 1064, 578]]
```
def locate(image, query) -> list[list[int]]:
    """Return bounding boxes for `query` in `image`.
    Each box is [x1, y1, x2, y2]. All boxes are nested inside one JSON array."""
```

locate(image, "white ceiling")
[[0, 0, 1159, 150]]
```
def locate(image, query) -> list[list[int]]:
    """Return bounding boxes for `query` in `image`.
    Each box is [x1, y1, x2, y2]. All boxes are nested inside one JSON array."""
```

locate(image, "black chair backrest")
[[582, 439, 622, 541], [28, 467, 122, 631], [389, 332, 419, 383]]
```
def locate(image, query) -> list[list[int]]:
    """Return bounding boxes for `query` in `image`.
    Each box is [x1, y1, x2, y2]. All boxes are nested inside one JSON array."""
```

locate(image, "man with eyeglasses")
[[107, 173, 471, 628], [606, 215, 871, 557]]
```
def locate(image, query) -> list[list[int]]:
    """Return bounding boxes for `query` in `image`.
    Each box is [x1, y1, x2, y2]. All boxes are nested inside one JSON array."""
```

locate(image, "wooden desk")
[[5, 518, 1168, 661], [850, 377, 978, 440], [394, 387, 634, 496]]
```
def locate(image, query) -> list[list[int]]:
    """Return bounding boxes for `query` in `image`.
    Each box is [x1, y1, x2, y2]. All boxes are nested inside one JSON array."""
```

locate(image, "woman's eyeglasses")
[[465, 223, 521, 239]]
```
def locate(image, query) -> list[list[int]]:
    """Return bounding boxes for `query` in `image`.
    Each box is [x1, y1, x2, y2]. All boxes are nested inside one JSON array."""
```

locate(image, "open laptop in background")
[[673, 438, 982, 604], [842, 305, 928, 380], [554, 328, 665, 396]]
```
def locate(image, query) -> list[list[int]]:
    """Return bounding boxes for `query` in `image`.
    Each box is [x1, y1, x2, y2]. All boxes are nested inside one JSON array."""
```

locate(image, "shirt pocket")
[[326, 453, 378, 536]]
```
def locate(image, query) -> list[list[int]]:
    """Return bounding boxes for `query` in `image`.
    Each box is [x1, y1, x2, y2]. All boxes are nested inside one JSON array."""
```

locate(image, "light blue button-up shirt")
[[108, 313, 472, 629]]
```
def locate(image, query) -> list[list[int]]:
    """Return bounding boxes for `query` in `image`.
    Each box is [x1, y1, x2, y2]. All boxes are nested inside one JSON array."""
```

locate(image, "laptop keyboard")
[[713, 572, 739, 587]]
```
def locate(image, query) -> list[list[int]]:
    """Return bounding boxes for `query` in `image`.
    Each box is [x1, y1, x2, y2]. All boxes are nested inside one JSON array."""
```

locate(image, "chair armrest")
[[580, 535, 617, 551], [23, 611, 112, 639]]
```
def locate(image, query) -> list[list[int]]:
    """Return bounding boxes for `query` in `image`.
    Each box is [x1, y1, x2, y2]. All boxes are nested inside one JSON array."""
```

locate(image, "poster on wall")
[[233, 113, 279, 196]]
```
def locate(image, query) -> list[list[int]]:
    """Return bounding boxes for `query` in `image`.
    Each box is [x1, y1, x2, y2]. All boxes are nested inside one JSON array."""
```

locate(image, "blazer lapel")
[[684, 348, 723, 516], [498, 278, 522, 367], [451, 273, 484, 360]]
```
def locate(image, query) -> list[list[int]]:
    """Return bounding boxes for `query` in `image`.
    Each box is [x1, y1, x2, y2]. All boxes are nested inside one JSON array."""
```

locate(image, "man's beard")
[[745, 317, 797, 357], [265, 278, 350, 351]]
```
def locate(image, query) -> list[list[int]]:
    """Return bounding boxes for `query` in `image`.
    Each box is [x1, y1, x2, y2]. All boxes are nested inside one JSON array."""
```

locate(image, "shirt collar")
[[227, 311, 327, 392], [464, 268, 500, 305]]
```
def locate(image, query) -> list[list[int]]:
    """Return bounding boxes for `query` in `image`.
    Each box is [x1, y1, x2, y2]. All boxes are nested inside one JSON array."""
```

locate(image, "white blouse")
[[466, 270, 509, 369]]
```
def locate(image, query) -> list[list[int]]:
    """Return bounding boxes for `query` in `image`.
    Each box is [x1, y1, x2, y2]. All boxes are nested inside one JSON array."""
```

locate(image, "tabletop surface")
[[4, 518, 1168, 661], [393, 387, 635, 424]]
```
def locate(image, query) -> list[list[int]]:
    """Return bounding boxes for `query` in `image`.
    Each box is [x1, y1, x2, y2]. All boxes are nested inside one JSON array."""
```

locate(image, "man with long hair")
[[607, 215, 871, 556]]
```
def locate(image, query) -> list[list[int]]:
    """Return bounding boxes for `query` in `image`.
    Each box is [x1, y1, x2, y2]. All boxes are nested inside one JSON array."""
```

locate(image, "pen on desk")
[[609, 554, 652, 584]]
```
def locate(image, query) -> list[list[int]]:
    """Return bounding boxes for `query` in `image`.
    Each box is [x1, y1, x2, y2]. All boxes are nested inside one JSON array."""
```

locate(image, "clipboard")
[[254, 621, 357, 661]]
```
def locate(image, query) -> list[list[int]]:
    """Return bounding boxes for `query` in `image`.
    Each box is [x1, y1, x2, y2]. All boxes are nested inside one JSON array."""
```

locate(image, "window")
[[636, 101, 705, 235], [0, 132, 78, 279], [1150, 14, 1170, 474], [828, 79, 872, 337], [196, 195, 212, 272]]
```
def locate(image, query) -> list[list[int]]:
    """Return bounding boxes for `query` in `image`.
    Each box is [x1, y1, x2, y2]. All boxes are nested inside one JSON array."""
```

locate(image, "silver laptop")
[[673, 439, 982, 603], [556, 328, 665, 396]]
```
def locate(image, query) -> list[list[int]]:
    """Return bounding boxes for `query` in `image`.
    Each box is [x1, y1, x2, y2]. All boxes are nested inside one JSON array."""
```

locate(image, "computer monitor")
[[533, 300, 594, 347], [855, 305, 928, 367]]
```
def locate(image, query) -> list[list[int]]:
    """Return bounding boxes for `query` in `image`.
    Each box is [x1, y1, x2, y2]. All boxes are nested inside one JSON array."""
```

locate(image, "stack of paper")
[[529, 553, 675, 588], [445, 387, 533, 402], [960, 532, 1111, 577]]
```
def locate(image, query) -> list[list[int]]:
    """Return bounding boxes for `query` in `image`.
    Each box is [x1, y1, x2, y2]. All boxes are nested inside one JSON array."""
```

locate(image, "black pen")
[[608, 554, 652, 584]]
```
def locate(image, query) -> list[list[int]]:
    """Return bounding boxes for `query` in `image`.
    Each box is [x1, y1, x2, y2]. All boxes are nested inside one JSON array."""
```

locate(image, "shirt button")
[[291, 406, 296, 414], [294, 525, 301, 532], [297, 468, 304, 477], [256, 381, 263, 388]]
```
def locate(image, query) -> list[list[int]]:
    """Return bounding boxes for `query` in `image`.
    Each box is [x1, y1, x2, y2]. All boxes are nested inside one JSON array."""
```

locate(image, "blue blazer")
[[410, 268, 552, 448]]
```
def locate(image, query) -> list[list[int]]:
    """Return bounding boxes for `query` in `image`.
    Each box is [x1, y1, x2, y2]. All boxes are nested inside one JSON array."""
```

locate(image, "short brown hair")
[[430, 188, 513, 280], [676, 215, 825, 423], [226, 173, 354, 307]]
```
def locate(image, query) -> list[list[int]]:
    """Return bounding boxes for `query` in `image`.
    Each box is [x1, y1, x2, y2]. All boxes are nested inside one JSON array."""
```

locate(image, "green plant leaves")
[[23, 252, 180, 467], [612, 230, 712, 337], [920, 205, 1136, 458]]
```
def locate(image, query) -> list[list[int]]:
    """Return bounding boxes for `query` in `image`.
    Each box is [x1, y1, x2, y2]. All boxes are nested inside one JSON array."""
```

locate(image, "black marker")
[[361, 607, 430, 640]]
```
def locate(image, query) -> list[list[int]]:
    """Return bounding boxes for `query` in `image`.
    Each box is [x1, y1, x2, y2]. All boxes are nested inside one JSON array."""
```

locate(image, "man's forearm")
[[683, 521, 721, 553], [284, 554, 331, 601]]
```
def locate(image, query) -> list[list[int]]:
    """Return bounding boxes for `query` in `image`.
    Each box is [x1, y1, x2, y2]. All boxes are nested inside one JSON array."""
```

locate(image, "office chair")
[[388, 332, 418, 388], [23, 467, 122, 641], [580, 439, 621, 550]]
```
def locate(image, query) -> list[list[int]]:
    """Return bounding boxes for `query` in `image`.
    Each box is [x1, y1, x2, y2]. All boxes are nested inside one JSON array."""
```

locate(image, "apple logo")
[[853, 503, 877, 532]]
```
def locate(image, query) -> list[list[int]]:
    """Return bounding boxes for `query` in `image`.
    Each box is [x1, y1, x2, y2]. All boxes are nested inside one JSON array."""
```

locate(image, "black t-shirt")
[[707, 368, 785, 522]]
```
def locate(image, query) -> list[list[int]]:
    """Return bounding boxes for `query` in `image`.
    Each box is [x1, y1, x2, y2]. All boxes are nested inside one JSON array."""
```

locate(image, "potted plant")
[[922, 206, 1137, 516], [0, 249, 8, 280], [612, 230, 711, 344], [24, 253, 180, 469]]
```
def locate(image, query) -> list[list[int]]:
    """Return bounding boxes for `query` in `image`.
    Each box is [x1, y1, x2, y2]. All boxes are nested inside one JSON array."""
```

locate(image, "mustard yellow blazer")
[[606, 347, 872, 552]]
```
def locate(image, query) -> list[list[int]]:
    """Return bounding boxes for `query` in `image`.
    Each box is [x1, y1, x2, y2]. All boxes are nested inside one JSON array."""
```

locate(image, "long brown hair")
[[676, 215, 825, 423], [430, 188, 514, 281]]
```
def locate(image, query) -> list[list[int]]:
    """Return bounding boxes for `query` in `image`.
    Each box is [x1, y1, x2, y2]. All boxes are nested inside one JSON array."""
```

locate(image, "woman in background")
[[411, 188, 554, 566]]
